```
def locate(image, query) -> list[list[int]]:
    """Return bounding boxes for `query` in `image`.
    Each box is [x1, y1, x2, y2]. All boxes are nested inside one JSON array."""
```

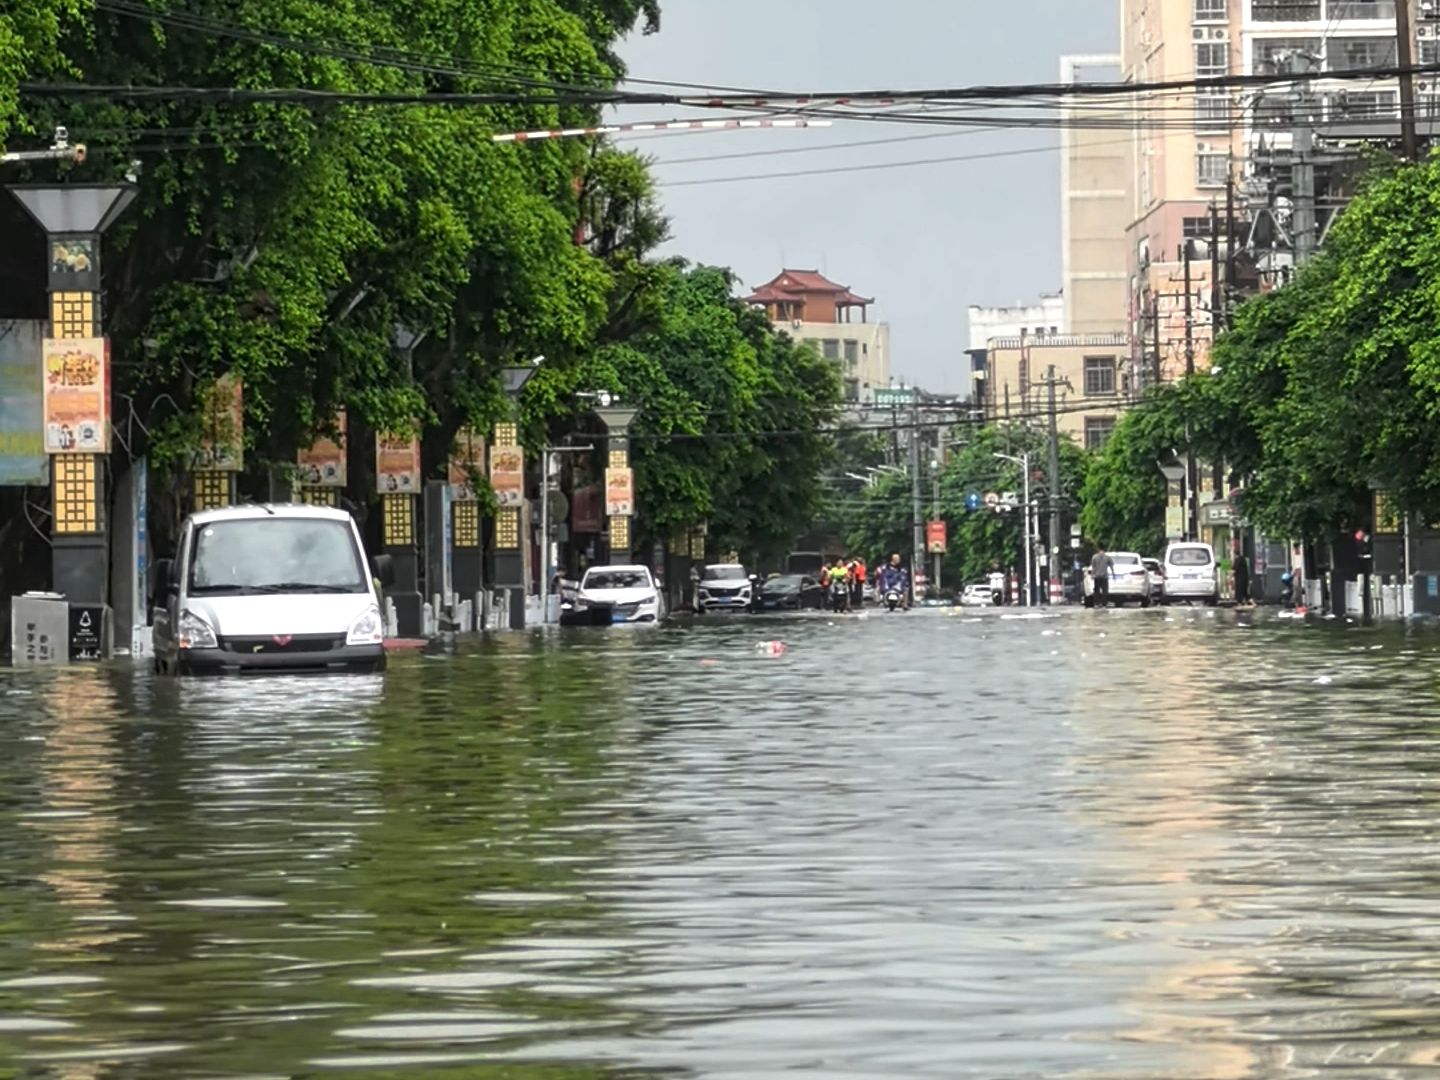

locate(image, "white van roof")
[[188, 503, 352, 527]]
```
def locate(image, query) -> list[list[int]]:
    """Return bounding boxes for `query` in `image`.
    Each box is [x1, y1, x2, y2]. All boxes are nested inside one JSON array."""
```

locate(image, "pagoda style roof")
[[745, 269, 873, 307]]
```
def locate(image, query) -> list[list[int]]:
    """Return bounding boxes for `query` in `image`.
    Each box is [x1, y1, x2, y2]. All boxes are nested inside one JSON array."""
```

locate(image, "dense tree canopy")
[[1082, 153, 1440, 546], [0, 0, 843, 563]]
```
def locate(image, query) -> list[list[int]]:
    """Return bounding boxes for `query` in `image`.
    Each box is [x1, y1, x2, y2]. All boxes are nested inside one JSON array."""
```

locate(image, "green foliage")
[[839, 423, 1088, 586]]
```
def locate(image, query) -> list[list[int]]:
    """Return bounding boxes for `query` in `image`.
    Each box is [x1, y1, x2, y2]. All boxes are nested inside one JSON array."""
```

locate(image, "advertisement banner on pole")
[[297, 411, 347, 486], [42, 336, 108, 453], [448, 427, 485, 501], [605, 466, 634, 517], [489, 444, 525, 508], [926, 520, 947, 554], [375, 432, 421, 494], [196, 373, 243, 471], [0, 320, 46, 484]]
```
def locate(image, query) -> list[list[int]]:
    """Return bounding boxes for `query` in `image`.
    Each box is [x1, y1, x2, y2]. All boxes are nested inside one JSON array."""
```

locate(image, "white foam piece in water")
[[162, 897, 287, 909]]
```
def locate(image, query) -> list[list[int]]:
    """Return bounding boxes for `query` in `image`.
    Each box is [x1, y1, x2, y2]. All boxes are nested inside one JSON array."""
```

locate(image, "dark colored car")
[[756, 574, 825, 611]]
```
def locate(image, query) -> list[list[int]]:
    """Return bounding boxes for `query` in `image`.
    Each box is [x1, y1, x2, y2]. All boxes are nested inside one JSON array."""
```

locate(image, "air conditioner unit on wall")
[[1210, 28, 1228, 41]]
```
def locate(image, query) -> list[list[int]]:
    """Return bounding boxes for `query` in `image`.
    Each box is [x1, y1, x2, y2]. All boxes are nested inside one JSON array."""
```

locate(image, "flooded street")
[[5, 609, 1440, 1078]]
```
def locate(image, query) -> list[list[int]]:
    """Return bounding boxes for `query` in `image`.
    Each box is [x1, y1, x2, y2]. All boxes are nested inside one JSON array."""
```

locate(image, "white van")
[[1161, 542, 1218, 606], [151, 504, 389, 675]]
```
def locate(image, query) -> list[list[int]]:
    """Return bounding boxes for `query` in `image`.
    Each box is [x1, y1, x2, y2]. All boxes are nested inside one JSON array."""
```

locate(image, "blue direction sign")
[[965, 492, 982, 511]]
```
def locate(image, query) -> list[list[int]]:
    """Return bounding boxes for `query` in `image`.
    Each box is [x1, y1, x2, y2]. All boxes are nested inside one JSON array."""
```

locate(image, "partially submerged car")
[[151, 504, 389, 675]]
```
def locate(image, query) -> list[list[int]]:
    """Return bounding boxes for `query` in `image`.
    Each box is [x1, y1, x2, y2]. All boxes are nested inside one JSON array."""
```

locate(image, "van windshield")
[[1170, 548, 1213, 567], [189, 519, 367, 594]]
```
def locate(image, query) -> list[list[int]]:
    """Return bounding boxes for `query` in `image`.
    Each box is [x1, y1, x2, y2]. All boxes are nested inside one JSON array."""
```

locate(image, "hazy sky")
[[614, 0, 1118, 392]]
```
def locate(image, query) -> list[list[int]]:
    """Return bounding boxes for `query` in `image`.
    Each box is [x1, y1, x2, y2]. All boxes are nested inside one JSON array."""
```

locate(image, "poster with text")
[[448, 427, 485, 501], [376, 432, 421, 494], [197, 373, 243, 470], [42, 336, 107, 454], [297, 411, 347, 486], [489, 445, 524, 508], [605, 466, 634, 517]]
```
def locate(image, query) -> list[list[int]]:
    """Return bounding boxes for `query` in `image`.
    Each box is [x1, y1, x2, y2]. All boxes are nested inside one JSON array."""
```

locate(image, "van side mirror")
[[371, 554, 395, 588], [150, 559, 175, 604]]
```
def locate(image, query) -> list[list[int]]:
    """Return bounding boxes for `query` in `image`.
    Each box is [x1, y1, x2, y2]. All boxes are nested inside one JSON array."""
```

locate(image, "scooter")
[[884, 587, 903, 612], [829, 578, 850, 613], [1279, 571, 1295, 607]]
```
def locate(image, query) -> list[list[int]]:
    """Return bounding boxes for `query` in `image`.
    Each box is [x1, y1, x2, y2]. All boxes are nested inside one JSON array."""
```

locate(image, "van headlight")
[[177, 609, 217, 650], [346, 605, 385, 646]]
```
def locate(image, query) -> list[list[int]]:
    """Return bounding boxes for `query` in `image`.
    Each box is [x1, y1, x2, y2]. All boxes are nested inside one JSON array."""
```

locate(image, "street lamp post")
[[994, 451, 1032, 607], [537, 444, 593, 624], [9, 181, 136, 646], [595, 403, 638, 565], [491, 361, 538, 629], [996, 452, 1031, 610]]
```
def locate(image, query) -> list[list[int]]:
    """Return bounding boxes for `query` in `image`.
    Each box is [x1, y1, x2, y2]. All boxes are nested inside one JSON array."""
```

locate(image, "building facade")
[[1061, 55, 1132, 335], [967, 295, 1066, 352], [746, 269, 891, 402], [978, 334, 1132, 449], [1122, 0, 1414, 384]]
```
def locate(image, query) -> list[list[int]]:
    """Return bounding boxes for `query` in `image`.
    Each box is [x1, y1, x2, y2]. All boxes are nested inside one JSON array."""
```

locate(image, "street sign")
[[965, 492, 982, 511], [874, 388, 917, 407], [68, 603, 109, 661], [1002, 491, 1019, 507], [983, 491, 1000, 507]]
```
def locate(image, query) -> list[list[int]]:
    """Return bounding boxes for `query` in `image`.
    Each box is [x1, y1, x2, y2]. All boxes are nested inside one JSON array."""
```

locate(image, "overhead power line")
[[23, 60, 1440, 111]]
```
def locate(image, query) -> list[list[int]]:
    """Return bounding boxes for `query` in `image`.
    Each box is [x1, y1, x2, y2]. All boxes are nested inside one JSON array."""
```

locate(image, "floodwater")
[[4, 607, 1440, 1078]]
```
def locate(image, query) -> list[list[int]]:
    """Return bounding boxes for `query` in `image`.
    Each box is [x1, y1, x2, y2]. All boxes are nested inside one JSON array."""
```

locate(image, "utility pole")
[[1183, 239, 1199, 542], [1224, 175, 1236, 327], [931, 425, 945, 593], [1292, 50, 1317, 266], [1045, 364, 1062, 605], [909, 397, 924, 604], [1397, 0, 1420, 162], [1151, 294, 1162, 388], [1209, 201, 1221, 341]]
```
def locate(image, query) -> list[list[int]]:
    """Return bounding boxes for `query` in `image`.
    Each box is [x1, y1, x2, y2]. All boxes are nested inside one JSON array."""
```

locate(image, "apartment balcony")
[[1248, 1, 1395, 24]]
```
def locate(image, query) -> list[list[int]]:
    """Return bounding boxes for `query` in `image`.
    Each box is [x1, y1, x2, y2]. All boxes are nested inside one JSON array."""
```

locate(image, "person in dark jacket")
[[1233, 550, 1252, 606]]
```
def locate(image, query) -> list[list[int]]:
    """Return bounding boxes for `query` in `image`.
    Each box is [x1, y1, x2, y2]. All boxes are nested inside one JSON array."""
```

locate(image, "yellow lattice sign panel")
[[299, 487, 339, 507], [609, 449, 627, 469], [51, 292, 96, 338], [495, 507, 520, 549], [191, 470, 231, 511], [53, 454, 100, 534], [453, 500, 480, 548], [382, 493, 414, 547], [610, 515, 630, 552]]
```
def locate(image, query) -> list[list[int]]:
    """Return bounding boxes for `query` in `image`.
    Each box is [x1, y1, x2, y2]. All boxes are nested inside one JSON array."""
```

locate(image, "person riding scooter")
[[878, 553, 910, 611]]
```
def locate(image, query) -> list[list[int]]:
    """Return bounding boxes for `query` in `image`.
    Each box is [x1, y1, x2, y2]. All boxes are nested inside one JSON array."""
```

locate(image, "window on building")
[[1194, 42, 1229, 79], [1421, 39, 1440, 68], [1193, 0, 1227, 22], [844, 340, 859, 365], [1327, 89, 1398, 117], [1085, 416, 1118, 450], [844, 378, 860, 403], [1328, 1, 1396, 20], [1183, 216, 1215, 240], [822, 339, 840, 360], [1195, 94, 1232, 130], [1050, 326, 1059, 335], [1327, 37, 1395, 71], [1253, 38, 1321, 74], [1197, 150, 1229, 187], [1252, 93, 1292, 127], [1253, 1, 1319, 20], [1084, 357, 1117, 397]]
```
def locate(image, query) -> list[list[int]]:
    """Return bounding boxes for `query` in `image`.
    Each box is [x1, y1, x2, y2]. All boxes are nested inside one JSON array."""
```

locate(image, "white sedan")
[[960, 583, 998, 607], [575, 565, 663, 624], [1083, 551, 1153, 607]]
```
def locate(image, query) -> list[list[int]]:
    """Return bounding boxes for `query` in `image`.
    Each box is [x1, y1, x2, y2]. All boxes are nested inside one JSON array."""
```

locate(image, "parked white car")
[[960, 582, 997, 607], [1083, 551, 1152, 607], [696, 563, 754, 613], [576, 565, 663, 624], [1161, 542, 1219, 606]]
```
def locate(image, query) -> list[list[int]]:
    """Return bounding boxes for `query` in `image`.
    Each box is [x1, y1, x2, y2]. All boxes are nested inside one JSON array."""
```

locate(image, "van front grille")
[[221, 634, 343, 655]]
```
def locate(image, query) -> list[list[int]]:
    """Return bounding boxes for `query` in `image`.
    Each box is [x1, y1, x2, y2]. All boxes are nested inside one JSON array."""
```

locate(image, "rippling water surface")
[[4, 608, 1440, 1078]]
